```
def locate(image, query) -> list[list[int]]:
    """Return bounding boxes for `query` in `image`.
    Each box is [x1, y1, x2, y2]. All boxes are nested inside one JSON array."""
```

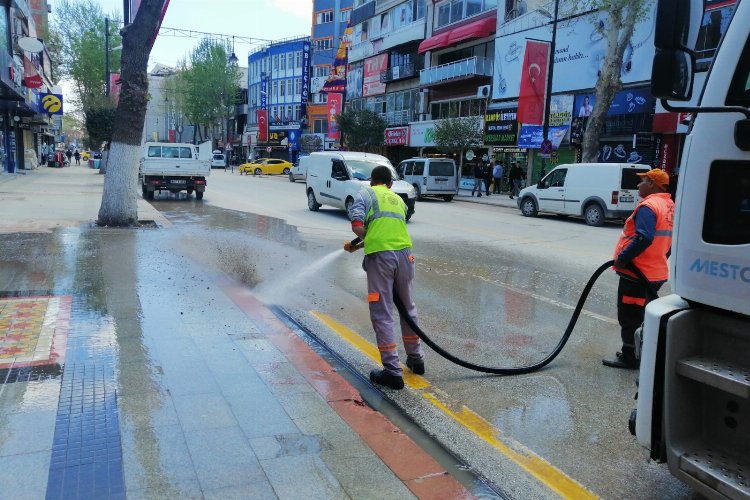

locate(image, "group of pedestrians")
[[471, 160, 525, 198]]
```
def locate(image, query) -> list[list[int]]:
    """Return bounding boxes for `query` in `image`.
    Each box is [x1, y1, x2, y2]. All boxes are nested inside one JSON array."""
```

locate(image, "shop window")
[[314, 119, 328, 134]]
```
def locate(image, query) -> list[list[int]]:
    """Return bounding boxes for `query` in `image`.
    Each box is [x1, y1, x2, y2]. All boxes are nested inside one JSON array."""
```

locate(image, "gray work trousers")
[[364, 249, 424, 376]]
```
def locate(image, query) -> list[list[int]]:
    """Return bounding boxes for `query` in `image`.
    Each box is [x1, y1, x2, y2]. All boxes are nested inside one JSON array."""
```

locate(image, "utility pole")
[[105, 17, 110, 96], [540, 0, 559, 176]]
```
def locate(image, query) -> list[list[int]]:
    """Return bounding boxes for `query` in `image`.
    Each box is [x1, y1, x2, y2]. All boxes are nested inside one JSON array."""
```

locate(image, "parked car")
[[211, 151, 227, 169], [288, 159, 307, 182], [304, 151, 416, 220], [240, 158, 293, 175], [396, 157, 458, 201], [517, 162, 649, 226]]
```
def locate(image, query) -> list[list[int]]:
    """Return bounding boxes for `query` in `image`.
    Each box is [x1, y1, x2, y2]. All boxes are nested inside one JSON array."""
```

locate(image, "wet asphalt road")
[[147, 171, 695, 499]]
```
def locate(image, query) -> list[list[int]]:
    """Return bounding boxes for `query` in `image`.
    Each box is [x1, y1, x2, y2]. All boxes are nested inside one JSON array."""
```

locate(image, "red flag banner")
[[257, 109, 268, 143], [517, 40, 550, 126], [327, 93, 343, 141]]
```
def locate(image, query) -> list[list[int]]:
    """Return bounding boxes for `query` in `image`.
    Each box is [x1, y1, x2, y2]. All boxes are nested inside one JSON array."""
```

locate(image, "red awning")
[[447, 16, 496, 45], [418, 32, 450, 54]]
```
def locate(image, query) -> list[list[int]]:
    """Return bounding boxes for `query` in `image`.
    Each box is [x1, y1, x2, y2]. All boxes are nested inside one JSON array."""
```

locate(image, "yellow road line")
[[310, 311, 597, 499]]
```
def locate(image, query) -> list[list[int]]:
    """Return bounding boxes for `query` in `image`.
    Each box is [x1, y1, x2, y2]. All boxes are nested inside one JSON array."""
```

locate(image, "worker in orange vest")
[[604, 169, 675, 369]]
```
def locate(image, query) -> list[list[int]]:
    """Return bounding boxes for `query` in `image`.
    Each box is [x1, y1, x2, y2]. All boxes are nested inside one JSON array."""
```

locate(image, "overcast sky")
[[96, 0, 313, 68]]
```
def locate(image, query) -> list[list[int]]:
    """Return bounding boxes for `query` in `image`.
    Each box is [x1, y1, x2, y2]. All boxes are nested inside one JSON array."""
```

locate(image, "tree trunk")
[[98, 0, 167, 226], [581, 4, 639, 162]]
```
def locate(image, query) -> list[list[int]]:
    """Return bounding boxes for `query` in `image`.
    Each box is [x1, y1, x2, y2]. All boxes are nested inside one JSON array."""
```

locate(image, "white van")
[[517, 163, 650, 226], [304, 151, 417, 220], [288, 157, 307, 182], [396, 157, 458, 201]]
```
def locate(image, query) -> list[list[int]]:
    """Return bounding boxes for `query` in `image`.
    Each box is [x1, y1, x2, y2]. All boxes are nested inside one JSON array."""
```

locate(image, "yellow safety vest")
[[363, 185, 412, 255]]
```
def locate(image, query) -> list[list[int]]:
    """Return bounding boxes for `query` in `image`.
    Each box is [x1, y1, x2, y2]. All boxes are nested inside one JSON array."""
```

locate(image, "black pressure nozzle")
[[344, 237, 363, 253]]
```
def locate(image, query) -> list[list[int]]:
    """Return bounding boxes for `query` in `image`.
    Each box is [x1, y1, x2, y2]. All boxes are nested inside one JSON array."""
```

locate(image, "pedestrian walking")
[[73, 149, 81, 166], [345, 165, 425, 390], [471, 163, 484, 197], [483, 163, 493, 195], [603, 169, 675, 369], [492, 161, 504, 194], [508, 162, 524, 199], [65, 149, 73, 165]]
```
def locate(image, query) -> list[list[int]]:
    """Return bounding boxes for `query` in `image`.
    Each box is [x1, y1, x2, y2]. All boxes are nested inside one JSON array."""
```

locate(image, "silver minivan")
[[396, 157, 458, 201]]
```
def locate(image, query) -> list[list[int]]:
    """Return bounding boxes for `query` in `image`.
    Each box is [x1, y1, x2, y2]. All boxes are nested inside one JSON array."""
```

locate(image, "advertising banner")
[[571, 87, 652, 142], [321, 25, 352, 93], [327, 93, 343, 141], [517, 40, 550, 126], [39, 93, 63, 115], [384, 127, 408, 145], [483, 107, 518, 146], [301, 41, 311, 119], [493, 1, 657, 100], [347, 64, 363, 99], [257, 109, 268, 142], [516, 94, 572, 148], [408, 121, 436, 147], [260, 78, 267, 109], [363, 54, 387, 97]]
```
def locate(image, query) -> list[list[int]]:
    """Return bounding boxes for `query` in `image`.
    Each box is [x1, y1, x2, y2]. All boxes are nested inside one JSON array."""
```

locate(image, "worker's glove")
[[344, 238, 363, 253]]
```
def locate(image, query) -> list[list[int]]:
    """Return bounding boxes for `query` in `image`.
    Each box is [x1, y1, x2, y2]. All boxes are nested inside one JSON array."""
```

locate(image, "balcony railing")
[[380, 63, 419, 83], [419, 56, 493, 86], [378, 110, 413, 126]]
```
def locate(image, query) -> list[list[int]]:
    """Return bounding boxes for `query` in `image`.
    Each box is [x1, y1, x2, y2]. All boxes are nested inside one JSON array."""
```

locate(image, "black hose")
[[392, 260, 656, 375]]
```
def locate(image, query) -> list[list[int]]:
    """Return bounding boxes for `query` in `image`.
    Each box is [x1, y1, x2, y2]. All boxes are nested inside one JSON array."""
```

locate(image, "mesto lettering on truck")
[[689, 258, 750, 283]]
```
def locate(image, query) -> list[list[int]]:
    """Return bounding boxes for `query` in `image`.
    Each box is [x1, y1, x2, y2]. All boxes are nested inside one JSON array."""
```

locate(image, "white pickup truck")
[[139, 142, 210, 200]]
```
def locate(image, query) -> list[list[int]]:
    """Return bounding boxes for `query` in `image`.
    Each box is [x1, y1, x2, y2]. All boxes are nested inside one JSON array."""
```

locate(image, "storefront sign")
[[493, 1, 657, 100], [363, 54, 387, 97], [409, 121, 436, 147], [483, 107, 518, 146], [384, 126, 408, 146], [347, 65, 363, 99], [301, 41, 311, 119], [265, 129, 287, 146], [658, 134, 678, 173], [517, 125, 569, 149]]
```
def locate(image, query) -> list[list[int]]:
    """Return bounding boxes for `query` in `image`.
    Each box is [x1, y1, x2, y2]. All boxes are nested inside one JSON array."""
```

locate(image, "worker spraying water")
[[344, 165, 425, 390]]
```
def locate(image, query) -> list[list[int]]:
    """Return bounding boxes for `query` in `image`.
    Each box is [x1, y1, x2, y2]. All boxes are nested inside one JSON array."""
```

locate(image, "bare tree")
[[581, 0, 650, 162], [98, 0, 167, 226]]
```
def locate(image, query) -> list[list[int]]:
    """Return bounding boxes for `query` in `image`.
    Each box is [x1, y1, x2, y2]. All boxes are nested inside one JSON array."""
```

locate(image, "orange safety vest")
[[613, 192, 675, 282]]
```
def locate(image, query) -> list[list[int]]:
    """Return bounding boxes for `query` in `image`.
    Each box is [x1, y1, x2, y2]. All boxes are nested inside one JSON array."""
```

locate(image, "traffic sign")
[[540, 139, 552, 158], [266, 147, 272, 153]]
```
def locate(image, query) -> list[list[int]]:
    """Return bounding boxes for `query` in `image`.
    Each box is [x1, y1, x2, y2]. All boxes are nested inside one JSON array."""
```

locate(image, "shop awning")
[[418, 15, 497, 54], [446, 15, 496, 45], [418, 32, 450, 54]]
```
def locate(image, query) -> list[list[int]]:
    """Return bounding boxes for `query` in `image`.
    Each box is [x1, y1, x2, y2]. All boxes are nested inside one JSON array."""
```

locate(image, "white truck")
[[634, 0, 750, 498], [139, 142, 210, 200]]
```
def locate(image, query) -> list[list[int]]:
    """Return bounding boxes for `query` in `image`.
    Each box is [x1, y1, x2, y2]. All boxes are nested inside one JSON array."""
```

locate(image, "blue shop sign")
[[517, 125, 569, 149]]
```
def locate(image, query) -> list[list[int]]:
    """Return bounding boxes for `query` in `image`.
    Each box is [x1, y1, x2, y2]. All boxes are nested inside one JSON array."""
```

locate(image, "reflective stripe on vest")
[[363, 186, 412, 255], [613, 192, 675, 282]]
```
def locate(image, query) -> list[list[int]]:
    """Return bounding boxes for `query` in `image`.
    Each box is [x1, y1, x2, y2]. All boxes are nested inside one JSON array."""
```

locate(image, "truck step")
[[680, 448, 750, 500], [676, 356, 750, 399]]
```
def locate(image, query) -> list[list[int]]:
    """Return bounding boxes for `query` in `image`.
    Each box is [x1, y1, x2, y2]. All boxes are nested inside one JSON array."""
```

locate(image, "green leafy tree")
[[97, 0, 168, 226], [581, 0, 651, 162], [84, 99, 117, 149], [49, 0, 122, 112], [432, 116, 482, 169], [182, 39, 241, 144], [335, 109, 386, 152]]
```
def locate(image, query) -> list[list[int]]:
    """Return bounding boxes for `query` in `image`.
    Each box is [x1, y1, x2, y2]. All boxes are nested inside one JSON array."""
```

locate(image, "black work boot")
[[602, 351, 639, 369], [369, 369, 404, 390], [406, 357, 425, 375]]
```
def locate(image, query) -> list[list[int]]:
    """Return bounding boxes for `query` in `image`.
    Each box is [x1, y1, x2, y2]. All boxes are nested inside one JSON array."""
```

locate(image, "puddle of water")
[[254, 248, 345, 305]]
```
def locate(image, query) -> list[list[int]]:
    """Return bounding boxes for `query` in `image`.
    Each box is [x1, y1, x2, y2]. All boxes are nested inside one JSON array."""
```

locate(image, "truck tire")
[[443, 195, 454, 202], [307, 190, 321, 211], [584, 203, 604, 226], [196, 191, 204, 200]]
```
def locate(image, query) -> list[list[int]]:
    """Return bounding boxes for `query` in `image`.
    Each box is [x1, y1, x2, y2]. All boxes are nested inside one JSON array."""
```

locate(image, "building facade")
[[247, 36, 310, 163], [308, 0, 353, 151], [1, 0, 56, 173]]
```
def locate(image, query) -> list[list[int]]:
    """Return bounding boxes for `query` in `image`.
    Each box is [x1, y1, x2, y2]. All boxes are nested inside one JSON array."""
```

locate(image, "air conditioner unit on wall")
[[477, 85, 491, 98]]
